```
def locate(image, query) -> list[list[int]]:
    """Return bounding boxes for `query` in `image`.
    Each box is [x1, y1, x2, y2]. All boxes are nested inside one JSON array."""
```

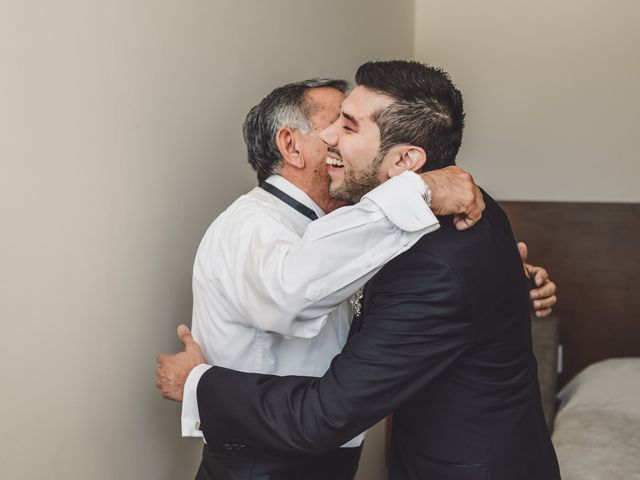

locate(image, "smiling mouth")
[[326, 148, 344, 168], [326, 156, 344, 168]]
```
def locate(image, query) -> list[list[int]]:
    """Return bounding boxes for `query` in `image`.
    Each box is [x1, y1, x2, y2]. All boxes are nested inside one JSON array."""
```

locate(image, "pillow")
[[557, 358, 640, 418]]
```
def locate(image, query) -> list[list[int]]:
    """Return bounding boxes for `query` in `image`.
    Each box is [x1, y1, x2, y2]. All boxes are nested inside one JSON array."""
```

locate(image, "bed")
[[551, 358, 640, 479]]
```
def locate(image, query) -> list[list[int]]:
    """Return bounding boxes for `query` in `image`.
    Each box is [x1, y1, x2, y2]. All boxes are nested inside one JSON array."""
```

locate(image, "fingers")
[[422, 166, 484, 227], [177, 323, 191, 339], [531, 279, 556, 301], [452, 183, 485, 231], [517, 242, 528, 263], [526, 262, 557, 316], [533, 267, 549, 287], [534, 308, 552, 318], [453, 215, 469, 231], [457, 170, 477, 210], [155, 366, 170, 398], [177, 324, 195, 347], [528, 265, 550, 288], [473, 185, 485, 214], [155, 364, 183, 401], [178, 325, 206, 363], [532, 294, 557, 310], [158, 325, 195, 366], [452, 199, 483, 231], [453, 213, 476, 231]]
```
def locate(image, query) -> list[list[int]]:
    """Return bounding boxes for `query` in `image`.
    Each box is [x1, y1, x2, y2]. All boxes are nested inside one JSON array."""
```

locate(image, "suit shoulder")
[[413, 190, 515, 255], [368, 245, 464, 301]]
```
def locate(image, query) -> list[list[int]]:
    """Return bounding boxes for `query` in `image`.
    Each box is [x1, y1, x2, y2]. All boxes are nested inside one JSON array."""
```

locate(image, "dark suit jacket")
[[196, 193, 561, 480]]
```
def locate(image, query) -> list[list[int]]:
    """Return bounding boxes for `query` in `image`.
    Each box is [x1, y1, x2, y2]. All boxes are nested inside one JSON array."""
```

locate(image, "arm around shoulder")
[[197, 251, 474, 454], [218, 178, 438, 338]]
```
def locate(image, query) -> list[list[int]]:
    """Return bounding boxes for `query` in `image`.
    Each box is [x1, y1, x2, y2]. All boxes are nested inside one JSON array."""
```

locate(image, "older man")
[[158, 73, 557, 480]]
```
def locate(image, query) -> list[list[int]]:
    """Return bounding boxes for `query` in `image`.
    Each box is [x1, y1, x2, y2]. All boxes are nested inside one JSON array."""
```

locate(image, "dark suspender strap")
[[259, 181, 318, 221]]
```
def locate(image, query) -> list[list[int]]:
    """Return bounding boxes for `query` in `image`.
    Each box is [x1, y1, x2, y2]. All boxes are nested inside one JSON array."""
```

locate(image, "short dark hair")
[[355, 60, 465, 171], [243, 78, 349, 182]]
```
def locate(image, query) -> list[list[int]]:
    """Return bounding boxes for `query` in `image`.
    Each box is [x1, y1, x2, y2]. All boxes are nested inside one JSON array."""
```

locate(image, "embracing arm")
[[196, 252, 473, 453], [220, 171, 439, 338], [208, 167, 483, 339]]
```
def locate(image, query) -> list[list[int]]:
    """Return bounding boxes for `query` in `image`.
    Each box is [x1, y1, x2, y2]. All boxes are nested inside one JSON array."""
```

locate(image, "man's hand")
[[517, 242, 557, 318], [420, 166, 485, 231], [156, 325, 205, 402]]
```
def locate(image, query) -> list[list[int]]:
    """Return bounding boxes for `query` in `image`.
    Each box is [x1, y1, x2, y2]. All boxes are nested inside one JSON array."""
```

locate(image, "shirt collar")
[[263, 175, 326, 218]]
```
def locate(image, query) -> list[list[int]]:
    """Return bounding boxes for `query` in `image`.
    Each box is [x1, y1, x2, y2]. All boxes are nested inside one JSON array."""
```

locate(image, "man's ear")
[[275, 127, 305, 169], [386, 146, 427, 177]]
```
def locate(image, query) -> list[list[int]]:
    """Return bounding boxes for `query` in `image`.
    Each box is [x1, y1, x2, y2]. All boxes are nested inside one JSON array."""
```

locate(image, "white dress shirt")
[[182, 171, 439, 447]]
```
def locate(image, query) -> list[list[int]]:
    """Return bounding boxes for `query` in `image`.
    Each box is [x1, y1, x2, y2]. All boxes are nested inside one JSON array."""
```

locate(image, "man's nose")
[[320, 123, 338, 146]]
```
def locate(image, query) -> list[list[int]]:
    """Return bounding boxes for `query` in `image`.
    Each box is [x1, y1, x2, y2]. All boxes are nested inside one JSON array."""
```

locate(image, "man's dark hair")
[[243, 78, 349, 182], [355, 60, 465, 172]]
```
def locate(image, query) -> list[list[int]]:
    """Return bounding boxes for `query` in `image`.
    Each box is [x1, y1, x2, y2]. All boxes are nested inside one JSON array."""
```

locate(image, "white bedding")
[[552, 358, 640, 480]]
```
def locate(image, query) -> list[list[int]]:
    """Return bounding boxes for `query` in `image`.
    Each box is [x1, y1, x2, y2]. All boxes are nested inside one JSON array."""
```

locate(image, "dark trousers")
[[195, 443, 363, 480]]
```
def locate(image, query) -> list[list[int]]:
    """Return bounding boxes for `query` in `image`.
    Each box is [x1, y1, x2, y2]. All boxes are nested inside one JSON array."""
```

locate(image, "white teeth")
[[326, 156, 344, 167]]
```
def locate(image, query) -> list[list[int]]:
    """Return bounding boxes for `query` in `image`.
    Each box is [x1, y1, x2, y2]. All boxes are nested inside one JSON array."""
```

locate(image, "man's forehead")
[[304, 87, 345, 109], [341, 86, 394, 121], [303, 87, 344, 119]]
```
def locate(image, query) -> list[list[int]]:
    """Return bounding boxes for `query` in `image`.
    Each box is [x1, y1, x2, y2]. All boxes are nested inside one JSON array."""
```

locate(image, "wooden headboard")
[[500, 201, 640, 387]]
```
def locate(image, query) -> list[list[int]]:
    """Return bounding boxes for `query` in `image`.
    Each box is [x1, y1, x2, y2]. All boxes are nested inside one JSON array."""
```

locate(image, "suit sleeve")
[[197, 251, 474, 454]]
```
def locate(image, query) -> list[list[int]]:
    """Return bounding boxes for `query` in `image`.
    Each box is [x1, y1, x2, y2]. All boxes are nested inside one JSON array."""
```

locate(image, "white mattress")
[[552, 358, 640, 480]]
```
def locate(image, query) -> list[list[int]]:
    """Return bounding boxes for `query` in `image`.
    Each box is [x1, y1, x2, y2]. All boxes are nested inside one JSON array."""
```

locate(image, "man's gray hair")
[[243, 78, 349, 182]]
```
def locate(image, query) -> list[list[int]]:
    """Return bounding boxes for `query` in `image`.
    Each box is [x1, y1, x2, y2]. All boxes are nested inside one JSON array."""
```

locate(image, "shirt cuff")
[[341, 431, 367, 448], [181, 363, 212, 437], [363, 171, 438, 232]]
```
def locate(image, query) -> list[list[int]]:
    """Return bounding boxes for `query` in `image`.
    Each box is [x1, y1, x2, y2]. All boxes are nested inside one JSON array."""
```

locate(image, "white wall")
[[415, 0, 640, 202], [0, 1, 413, 478]]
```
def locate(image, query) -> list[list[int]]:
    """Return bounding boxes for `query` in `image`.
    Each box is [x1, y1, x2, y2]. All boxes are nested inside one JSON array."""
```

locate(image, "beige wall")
[[0, 1, 413, 478], [415, 0, 640, 202], [10, 2, 634, 478]]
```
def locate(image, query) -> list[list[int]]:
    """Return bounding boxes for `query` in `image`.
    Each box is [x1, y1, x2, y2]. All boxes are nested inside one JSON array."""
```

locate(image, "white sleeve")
[[181, 363, 212, 437], [222, 171, 439, 338]]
